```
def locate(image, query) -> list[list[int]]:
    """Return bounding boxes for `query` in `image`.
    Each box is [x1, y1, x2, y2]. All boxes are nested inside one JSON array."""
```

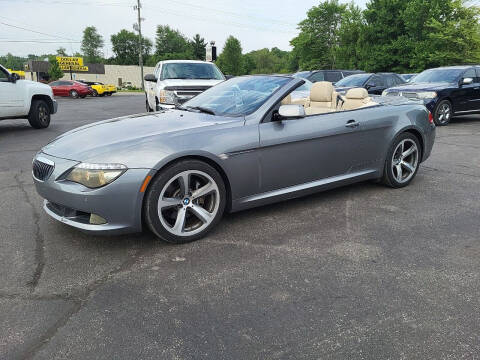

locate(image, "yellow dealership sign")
[[56, 56, 88, 72]]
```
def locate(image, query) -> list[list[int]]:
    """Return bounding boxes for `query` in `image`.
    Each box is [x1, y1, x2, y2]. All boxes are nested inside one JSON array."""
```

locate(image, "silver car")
[[33, 76, 436, 243]]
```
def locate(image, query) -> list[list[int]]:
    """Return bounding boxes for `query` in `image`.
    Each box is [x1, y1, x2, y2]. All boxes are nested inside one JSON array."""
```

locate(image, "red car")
[[49, 80, 92, 98]]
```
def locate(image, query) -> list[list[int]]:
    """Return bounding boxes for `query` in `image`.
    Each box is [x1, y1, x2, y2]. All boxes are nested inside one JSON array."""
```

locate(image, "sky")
[[0, 0, 368, 57]]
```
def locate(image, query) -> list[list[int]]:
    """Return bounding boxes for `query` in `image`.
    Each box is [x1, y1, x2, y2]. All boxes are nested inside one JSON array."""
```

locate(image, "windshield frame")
[[411, 68, 464, 84], [160, 62, 225, 81]]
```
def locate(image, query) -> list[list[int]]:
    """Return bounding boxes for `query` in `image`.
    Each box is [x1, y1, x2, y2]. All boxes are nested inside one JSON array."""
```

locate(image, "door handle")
[[345, 120, 359, 128]]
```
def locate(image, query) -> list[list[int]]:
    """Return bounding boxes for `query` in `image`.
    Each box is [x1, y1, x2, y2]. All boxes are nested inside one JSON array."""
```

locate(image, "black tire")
[[146, 98, 153, 112], [70, 90, 79, 99], [99, 93, 105, 97], [92, 90, 98, 97], [382, 132, 422, 188], [433, 99, 452, 126], [144, 160, 226, 244], [106, 92, 112, 96], [28, 100, 50, 129]]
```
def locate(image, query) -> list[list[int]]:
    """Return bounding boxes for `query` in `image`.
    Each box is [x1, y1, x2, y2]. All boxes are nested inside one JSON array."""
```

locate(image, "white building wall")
[[59, 65, 155, 88]]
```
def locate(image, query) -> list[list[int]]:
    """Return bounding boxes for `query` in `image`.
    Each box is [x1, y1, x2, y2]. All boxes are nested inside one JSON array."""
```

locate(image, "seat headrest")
[[310, 81, 334, 102], [345, 88, 369, 99]]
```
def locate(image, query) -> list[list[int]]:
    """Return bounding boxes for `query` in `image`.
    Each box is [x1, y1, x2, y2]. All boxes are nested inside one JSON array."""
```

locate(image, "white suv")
[[0, 64, 57, 129], [144, 60, 225, 111]]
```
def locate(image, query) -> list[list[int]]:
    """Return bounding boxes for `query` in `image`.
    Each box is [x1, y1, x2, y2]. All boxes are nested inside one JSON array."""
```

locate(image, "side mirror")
[[276, 105, 305, 120], [144, 74, 157, 82], [366, 82, 376, 89], [225, 75, 234, 80], [462, 77, 474, 85], [9, 73, 19, 83]]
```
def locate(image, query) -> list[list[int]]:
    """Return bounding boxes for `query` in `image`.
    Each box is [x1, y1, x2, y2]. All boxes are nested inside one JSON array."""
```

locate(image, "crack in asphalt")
[[13, 173, 45, 292], [18, 245, 154, 360]]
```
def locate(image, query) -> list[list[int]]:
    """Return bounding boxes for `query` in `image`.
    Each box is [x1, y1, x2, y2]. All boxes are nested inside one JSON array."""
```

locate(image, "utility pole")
[[134, 0, 144, 91]]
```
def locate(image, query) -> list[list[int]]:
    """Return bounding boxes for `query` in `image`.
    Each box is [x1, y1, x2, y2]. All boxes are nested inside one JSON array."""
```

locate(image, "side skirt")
[[231, 169, 378, 212]]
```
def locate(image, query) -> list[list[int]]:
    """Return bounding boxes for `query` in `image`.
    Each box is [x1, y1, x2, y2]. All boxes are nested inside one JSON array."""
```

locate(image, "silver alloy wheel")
[[71, 90, 78, 98], [391, 139, 419, 184], [438, 103, 451, 123], [38, 104, 48, 124], [157, 170, 220, 237]]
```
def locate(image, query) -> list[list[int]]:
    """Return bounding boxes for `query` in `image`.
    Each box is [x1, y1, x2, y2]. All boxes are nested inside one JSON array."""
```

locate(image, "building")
[[24, 60, 153, 88]]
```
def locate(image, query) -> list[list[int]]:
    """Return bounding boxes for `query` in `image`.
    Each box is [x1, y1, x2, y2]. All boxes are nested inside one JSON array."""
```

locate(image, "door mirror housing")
[[276, 105, 306, 120], [224, 75, 234, 80], [9, 73, 19, 83], [461, 77, 474, 85], [366, 82, 376, 89], [144, 73, 158, 82]]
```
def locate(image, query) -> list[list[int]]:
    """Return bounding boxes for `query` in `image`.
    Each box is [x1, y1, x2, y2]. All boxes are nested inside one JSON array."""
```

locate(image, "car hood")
[[42, 110, 240, 166], [160, 78, 224, 88], [335, 86, 356, 93], [386, 82, 454, 92]]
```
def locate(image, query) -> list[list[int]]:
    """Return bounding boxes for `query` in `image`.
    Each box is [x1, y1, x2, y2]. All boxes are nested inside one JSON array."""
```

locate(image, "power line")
[[0, 21, 80, 41]]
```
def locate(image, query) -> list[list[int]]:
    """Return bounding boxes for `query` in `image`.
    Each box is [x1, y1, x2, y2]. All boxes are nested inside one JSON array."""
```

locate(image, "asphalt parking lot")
[[1, 95, 479, 359]]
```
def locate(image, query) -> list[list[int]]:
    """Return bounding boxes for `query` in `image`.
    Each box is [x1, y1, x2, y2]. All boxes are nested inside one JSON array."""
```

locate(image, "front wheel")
[[92, 90, 98, 97], [106, 92, 112, 96], [70, 90, 79, 99], [382, 133, 421, 188], [434, 100, 452, 126], [144, 160, 226, 244], [28, 100, 50, 129]]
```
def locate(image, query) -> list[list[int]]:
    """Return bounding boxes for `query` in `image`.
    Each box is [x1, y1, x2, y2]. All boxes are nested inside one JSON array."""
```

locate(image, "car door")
[[366, 75, 386, 95], [461, 68, 480, 112], [0, 68, 23, 117], [258, 110, 367, 194]]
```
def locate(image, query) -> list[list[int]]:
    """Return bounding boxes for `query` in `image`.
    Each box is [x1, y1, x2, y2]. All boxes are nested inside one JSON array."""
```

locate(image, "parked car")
[[335, 73, 405, 95], [105, 83, 117, 96], [33, 75, 435, 244], [78, 80, 107, 97], [0, 64, 57, 128], [144, 60, 225, 112], [383, 65, 480, 126], [49, 80, 92, 98], [401, 73, 417, 82], [294, 69, 364, 84]]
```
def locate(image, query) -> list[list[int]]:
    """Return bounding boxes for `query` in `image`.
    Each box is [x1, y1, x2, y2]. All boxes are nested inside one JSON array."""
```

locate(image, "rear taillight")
[[428, 112, 434, 124]]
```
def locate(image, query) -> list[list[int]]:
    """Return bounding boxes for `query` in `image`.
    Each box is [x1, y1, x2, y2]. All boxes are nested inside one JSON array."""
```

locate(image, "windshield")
[[411, 69, 463, 83], [293, 79, 312, 92], [183, 76, 290, 117], [335, 74, 371, 87], [161, 63, 224, 80], [293, 71, 311, 79]]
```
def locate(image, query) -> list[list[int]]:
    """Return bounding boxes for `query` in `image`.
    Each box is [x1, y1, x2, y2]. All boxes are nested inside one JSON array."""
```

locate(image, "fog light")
[[89, 213, 107, 225]]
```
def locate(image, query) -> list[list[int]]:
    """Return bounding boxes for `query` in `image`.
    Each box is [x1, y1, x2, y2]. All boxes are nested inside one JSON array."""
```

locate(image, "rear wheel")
[[434, 100, 452, 126], [92, 89, 98, 97], [28, 100, 50, 129], [382, 133, 421, 188], [70, 90, 79, 99], [144, 160, 226, 244]]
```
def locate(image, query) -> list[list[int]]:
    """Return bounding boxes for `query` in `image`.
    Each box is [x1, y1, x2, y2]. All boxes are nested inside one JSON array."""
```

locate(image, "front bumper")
[[33, 152, 152, 235]]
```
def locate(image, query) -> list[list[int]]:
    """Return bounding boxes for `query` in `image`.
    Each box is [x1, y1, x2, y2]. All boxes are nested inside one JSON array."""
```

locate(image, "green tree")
[[216, 36, 244, 75], [111, 29, 152, 65], [56, 47, 68, 56], [154, 25, 193, 60], [48, 56, 64, 81], [81, 26, 104, 63], [290, 0, 347, 70], [191, 34, 207, 60], [243, 47, 290, 74], [335, 3, 364, 70]]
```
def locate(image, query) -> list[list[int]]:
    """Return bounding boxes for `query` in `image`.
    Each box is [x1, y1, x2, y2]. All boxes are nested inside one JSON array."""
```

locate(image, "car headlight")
[[66, 163, 127, 188], [416, 91, 437, 99], [159, 89, 175, 104]]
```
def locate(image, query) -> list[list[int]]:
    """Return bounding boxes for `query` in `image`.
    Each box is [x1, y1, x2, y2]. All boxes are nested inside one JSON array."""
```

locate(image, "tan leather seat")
[[281, 94, 292, 105], [305, 81, 338, 115], [341, 88, 377, 110]]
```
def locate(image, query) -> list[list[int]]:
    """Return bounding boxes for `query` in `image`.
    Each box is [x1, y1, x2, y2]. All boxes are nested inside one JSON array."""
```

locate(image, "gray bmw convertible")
[[33, 76, 435, 243]]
